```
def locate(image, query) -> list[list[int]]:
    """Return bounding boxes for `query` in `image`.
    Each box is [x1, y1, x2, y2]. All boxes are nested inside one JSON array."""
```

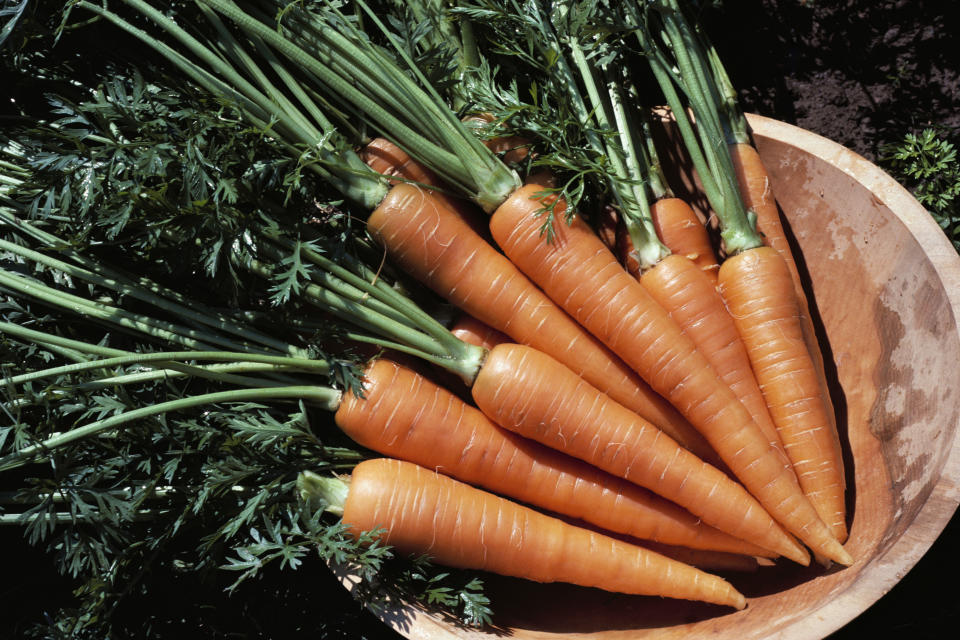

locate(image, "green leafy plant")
[[882, 128, 960, 252]]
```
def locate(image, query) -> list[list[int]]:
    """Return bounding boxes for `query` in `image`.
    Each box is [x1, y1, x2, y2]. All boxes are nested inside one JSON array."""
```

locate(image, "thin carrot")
[[366, 181, 719, 465], [335, 458, 748, 609], [730, 142, 846, 540], [638, 250, 790, 465], [471, 342, 808, 564], [488, 189, 849, 566], [336, 357, 773, 557], [651, 197, 720, 279], [641, 0, 848, 544], [718, 247, 847, 541]]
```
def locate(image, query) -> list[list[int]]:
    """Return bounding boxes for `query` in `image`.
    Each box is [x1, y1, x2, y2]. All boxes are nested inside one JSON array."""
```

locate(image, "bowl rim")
[[744, 113, 960, 639], [344, 115, 960, 640]]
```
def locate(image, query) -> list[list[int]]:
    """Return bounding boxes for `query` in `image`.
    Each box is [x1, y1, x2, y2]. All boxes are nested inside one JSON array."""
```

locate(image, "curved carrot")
[[450, 313, 511, 351], [471, 342, 808, 564], [335, 358, 773, 557], [651, 197, 720, 279], [343, 458, 748, 609], [365, 182, 719, 465], [488, 185, 851, 566], [718, 247, 847, 542], [639, 252, 790, 466], [729, 143, 846, 539]]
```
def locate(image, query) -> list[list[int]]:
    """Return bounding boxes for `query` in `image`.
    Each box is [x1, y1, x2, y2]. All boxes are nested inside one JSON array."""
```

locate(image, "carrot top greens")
[[0, 47, 495, 632]]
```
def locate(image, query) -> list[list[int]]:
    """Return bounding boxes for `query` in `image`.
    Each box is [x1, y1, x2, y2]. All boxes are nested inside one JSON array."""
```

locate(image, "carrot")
[[156, 0, 843, 562], [335, 357, 774, 557], [488, 187, 850, 566], [360, 138, 491, 240], [718, 247, 847, 542], [651, 197, 720, 279], [640, 0, 848, 545], [730, 142, 846, 540], [338, 458, 748, 609], [365, 181, 719, 465], [450, 313, 511, 351], [471, 342, 808, 564], [638, 250, 790, 465]]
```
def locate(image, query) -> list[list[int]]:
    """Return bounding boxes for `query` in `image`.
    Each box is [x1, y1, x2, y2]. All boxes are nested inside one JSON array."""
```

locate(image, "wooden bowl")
[[337, 115, 960, 639]]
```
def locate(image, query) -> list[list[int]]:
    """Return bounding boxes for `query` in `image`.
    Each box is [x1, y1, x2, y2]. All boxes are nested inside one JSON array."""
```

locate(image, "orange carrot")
[[730, 141, 845, 542], [613, 198, 720, 281], [718, 247, 847, 542], [365, 181, 719, 466], [638, 251, 791, 466], [471, 342, 808, 564], [360, 138, 491, 241], [488, 185, 851, 566], [651, 197, 720, 279], [335, 358, 773, 557], [450, 313, 511, 351], [341, 458, 748, 609]]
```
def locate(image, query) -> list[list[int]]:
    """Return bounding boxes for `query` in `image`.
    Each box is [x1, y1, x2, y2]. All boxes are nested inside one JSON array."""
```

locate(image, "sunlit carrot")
[[366, 182, 718, 465], [639, 0, 847, 544], [730, 143, 845, 538], [651, 197, 720, 279], [472, 342, 808, 564], [718, 248, 847, 540], [336, 357, 774, 557], [488, 191, 847, 565], [308, 457, 747, 609]]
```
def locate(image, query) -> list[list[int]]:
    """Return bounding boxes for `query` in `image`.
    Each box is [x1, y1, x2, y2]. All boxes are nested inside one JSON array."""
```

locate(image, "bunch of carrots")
[[2, 0, 854, 622]]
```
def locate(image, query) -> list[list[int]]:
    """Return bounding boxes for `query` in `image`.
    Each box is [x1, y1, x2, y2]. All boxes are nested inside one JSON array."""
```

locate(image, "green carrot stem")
[[3, 350, 329, 387], [297, 469, 348, 516], [0, 385, 342, 472]]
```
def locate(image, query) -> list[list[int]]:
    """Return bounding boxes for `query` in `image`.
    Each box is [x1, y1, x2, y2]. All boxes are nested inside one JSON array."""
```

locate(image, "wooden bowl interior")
[[345, 116, 960, 640]]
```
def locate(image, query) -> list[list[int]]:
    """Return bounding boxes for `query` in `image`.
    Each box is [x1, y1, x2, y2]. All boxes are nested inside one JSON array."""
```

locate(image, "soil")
[[705, 0, 960, 161]]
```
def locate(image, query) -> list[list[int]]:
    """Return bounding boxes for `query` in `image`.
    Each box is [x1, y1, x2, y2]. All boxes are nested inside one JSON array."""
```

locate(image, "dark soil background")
[[3, 1, 959, 639]]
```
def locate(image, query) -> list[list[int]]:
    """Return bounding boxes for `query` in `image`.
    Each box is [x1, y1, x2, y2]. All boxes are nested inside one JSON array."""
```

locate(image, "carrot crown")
[[633, 0, 763, 256]]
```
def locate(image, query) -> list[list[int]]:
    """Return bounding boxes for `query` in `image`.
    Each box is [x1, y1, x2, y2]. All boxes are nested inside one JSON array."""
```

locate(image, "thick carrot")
[[651, 197, 720, 279], [366, 181, 719, 465], [488, 185, 851, 566], [335, 358, 773, 557], [638, 251, 790, 466], [718, 247, 848, 542], [342, 458, 748, 609], [471, 342, 808, 564], [730, 141, 845, 542]]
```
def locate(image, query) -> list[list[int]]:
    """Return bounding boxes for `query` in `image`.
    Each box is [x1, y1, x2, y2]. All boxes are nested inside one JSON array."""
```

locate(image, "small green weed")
[[882, 128, 960, 252]]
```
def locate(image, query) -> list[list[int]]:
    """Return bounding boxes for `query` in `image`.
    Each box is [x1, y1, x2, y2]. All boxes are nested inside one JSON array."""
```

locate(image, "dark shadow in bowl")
[[482, 574, 743, 635]]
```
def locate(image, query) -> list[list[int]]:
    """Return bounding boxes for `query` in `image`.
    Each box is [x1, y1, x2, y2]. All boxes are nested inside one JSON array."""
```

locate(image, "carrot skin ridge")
[[471, 343, 808, 564], [334, 358, 771, 557], [730, 142, 846, 541], [718, 247, 848, 542], [639, 253, 791, 467], [489, 185, 851, 566], [365, 181, 718, 465], [343, 458, 748, 609]]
